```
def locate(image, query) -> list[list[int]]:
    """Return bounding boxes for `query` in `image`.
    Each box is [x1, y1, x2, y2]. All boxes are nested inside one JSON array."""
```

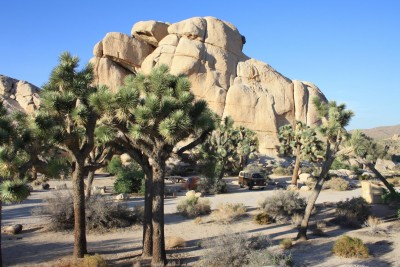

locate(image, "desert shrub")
[[34, 193, 140, 231], [113, 163, 144, 194], [331, 158, 351, 170], [212, 203, 246, 224], [245, 250, 294, 267], [176, 195, 211, 218], [200, 232, 270, 267], [305, 176, 317, 189], [72, 254, 108, 267], [280, 238, 293, 249], [381, 187, 400, 203], [323, 177, 350, 191], [194, 216, 202, 224], [259, 190, 306, 222], [364, 216, 383, 233], [212, 179, 228, 194], [334, 197, 371, 228], [165, 236, 186, 249], [290, 213, 303, 228], [332, 235, 369, 258], [273, 166, 292, 176], [106, 156, 123, 175], [197, 177, 228, 194], [253, 212, 274, 225]]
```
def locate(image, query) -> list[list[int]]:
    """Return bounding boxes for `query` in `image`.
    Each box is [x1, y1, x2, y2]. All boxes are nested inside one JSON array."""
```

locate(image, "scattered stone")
[[286, 184, 298, 191], [300, 185, 310, 191], [3, 224, 23, 235], [299, 173, 311, 183], [115, 193, 129, 200], [41, 183, 50, 190], [375, 158, 396, 172], [185, 190, 196, 197]]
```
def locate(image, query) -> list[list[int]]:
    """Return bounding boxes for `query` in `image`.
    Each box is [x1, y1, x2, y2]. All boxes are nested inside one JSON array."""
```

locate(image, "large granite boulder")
[[91, 16, 328, 154], [0, 75, 40, 113]]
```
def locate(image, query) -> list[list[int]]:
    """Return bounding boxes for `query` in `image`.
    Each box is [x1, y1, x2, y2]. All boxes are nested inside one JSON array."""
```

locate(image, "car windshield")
[[252, 173, 263, 178]]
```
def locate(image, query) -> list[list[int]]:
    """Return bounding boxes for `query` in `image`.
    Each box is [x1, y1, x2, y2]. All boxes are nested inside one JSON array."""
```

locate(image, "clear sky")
[[1, 0, 399, 130]]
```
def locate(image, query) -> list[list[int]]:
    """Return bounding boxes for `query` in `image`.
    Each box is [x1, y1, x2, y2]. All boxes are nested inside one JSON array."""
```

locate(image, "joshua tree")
[[278, 121, 323, 185], [237, 126, 259, 169], [35, 52, 106, 258], [90, 65, 215, 265], [348, 130, 396, 194], [297, 98, 354, 240]]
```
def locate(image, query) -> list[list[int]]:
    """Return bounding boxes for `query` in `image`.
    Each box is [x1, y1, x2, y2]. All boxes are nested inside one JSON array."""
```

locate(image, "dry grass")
[[332, 235, 369, 258], [323, 177, 350, 191], [364, 216, 383, 232], [176, 195, 211, 218], [253, 212, 274, 225], [280, 238, 293, 249], [212, 202, 247, 224], [165, 236, 186, 249]]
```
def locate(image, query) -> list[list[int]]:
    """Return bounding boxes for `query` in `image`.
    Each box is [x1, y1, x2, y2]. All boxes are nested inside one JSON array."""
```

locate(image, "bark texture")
[[72, 163, 87, 258]]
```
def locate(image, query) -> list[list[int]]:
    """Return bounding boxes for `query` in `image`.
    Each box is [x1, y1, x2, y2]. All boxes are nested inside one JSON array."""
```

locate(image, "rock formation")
[[0, 75, 40, 113], [91, 16, 327, 154]]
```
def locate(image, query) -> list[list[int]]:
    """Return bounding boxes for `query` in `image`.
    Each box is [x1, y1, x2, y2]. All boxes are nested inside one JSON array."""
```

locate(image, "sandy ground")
[[2, 175, 400, 267]]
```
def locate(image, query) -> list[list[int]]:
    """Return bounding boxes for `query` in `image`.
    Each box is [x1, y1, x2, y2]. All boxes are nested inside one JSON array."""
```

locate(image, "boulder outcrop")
[[91, 16, 328, 154], [0, 75, 40, 113]]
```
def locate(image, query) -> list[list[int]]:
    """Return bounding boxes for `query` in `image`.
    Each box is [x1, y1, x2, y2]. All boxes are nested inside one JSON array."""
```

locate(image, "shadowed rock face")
[[91, 16, 327, 154], [0, 75, 40, 113]]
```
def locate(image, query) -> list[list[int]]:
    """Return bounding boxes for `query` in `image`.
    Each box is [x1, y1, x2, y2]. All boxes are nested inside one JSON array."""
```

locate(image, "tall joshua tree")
[[90, 65, 215, 265], [35, 52, 105, 258], [297, 98, 353, 240], [278, 121, 323, 185]]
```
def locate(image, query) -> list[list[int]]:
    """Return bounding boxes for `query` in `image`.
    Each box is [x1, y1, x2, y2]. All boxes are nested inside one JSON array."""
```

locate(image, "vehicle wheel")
[[248, 186, 253, 190], [260, 187, 265, 190]]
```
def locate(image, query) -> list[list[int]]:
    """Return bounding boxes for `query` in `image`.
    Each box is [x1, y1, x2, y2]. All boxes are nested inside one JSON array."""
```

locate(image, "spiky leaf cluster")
[[347, 130, 387, 162], [0, 180, 30, 204], [278, 121, 324, 162], [91, 65, 215, 156]]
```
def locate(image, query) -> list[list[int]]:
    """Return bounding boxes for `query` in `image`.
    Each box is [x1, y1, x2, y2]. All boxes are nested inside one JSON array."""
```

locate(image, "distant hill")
[[355, 124, 400, 140]]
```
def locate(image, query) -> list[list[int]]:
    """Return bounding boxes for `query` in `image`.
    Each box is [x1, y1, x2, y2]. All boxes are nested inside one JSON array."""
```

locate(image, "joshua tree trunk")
[[84, 170, 95, 201], [297, 140, 339, 240], [142, 167, 153, 257], [151, 161, 166, 266], [72, 162, 87, 258], [32, 166, 37, 181], [218, 161, 225, 180], [366, 163, 397, 195], [291, 145, 301, 185]]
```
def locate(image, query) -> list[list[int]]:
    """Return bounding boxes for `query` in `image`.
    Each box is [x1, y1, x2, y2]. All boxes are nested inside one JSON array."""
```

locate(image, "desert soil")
[[2, 175, 399, 267]]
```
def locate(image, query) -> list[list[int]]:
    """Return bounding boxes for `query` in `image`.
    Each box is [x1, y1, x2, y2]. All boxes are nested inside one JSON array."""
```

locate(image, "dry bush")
[[258, 190, 306, 223], [332, 235, 369, 258], [212, 203, 246, 224], [34, 192, 140, 232], [245, 249, 294, 267], [290, 213, 303, 228], [364, 216, 383, 232], [166, 236, 186, 249], [70, 254, 108, 267], [200, 232, 271, 267], [323, 177, 350, 191], [194, 216, 203, 224], [176, 195, 211, 218], [253, 212, 274, 225], [280, 238, 293, 249], [334, 197, 371, 228], [273, 166, 292, 176]]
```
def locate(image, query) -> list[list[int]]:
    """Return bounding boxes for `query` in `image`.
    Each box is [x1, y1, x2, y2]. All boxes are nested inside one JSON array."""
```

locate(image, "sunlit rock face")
[[91, 16, 327, 154], [0, 75, 40, 114]]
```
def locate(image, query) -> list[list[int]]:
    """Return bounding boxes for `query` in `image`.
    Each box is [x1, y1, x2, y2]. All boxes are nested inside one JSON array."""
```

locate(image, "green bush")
[[331, 158, 351, 170], [323, 177, 350, 191], [113, 163, 144, 194], [273, 166, 292, 176], [246, 250, 294, 267], [107, 156, 123, 175], [382, 187, 400, 203], [334, 197, 371, 228], [332, 235, 369, 258], [176, 195, 211, 218], [259, 190, 306, 222]]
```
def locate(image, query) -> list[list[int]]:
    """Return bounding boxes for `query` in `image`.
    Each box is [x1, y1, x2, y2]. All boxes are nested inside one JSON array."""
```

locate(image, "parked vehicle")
[[238, 171, 267, 190]]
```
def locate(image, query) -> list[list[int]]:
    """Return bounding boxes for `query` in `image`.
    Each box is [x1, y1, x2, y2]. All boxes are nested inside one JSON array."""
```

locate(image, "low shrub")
[[197, 177, 228, 194], [176, 195, 211, 218], [280, 238, 293, 249], [259, 190, 306, 222], [332, 235, 369, 258], [34, 192, 141, 231], [200, 232, 271, 267], [290, 213, 303, 228], [323, 177, 350, 191], [334, 197, 371, 228], [165, 236, 186, 249], [245, 250, 294, 267], [72, 254, 108, 267], [253, 212, 274, 225], [364, 216, 383, 232], [106, 156, 123, 175], [273, 166, 292, 176], [382, 187, 400, 204], [212, 203, 246, 224], [113, 162, 144, 194]]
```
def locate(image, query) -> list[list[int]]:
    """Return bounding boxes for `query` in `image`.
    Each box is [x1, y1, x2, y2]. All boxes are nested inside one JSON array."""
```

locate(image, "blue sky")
[[1, 0, 399, 130]]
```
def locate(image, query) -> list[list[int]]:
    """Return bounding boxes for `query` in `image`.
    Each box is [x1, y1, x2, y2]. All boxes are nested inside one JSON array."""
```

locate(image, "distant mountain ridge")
[[355, 124, 400, 140]]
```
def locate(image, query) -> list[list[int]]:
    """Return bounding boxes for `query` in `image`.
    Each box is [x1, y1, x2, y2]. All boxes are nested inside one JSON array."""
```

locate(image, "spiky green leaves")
[[0, 180, 30, 204]]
